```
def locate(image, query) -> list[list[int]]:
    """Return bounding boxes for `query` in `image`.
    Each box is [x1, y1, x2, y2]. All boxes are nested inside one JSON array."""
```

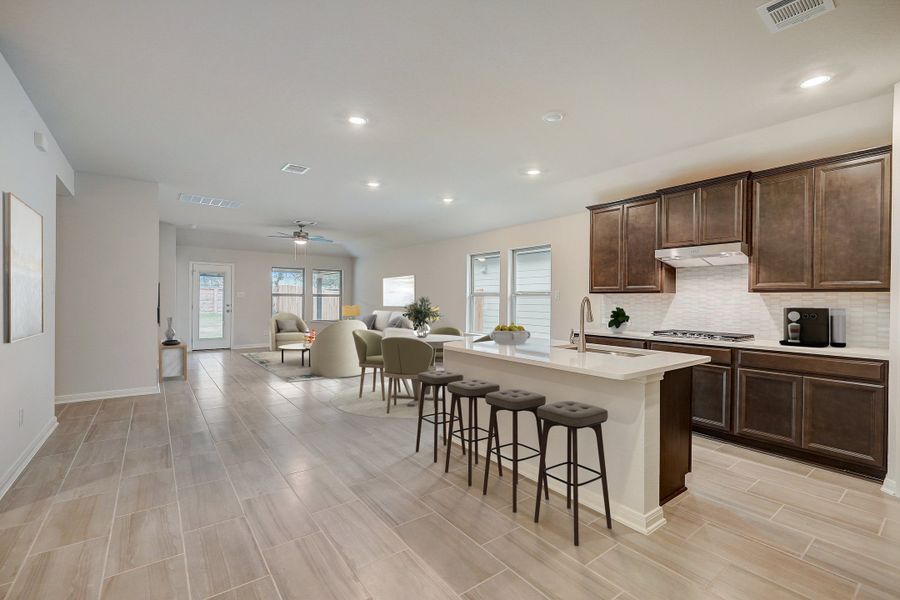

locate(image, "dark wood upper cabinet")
[[813, 152, 891, 290], [750, 147, 891, 292], [750, 168, 814, 291], [659, 173, 749, 248], [589, 204, 622, 292], [588, 195, 674, 294]]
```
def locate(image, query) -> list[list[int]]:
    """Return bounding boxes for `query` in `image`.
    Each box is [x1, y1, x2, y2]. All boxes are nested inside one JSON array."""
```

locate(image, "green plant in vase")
[[608, 306, 630, 334], [403, 297, 442, 338]]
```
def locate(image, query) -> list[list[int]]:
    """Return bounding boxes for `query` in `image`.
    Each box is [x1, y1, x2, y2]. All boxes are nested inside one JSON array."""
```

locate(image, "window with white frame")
[[467, 252, 501, 334], [312, 269, 342, 321], [510, 245, 551, 339], [272, 268, 304, 317]]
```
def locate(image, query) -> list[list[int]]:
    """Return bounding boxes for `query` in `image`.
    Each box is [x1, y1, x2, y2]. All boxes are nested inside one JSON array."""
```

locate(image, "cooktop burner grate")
[[651, 329, 755, 342]]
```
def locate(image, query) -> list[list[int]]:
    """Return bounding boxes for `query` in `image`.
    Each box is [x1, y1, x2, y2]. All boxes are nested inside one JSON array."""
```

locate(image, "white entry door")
[[191, 262, 233, 350]]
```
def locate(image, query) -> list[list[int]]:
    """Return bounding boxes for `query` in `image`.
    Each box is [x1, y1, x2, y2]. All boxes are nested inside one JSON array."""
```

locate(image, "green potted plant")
[[403, 297, 442, 338], [607, 306, 630, 334]]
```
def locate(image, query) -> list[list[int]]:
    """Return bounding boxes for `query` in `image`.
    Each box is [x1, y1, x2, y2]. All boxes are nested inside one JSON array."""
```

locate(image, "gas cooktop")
[[651, 329, 755, 342]]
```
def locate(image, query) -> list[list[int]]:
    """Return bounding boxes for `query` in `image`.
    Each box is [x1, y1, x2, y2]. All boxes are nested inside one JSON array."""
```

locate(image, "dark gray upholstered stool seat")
[[537, 401, 608, 428], [445, 379, 501, 487], [448, 379, 500, 397], [482, 389, 548, 513], [415, 371, 465, 463], [418, 370, 464, 386], [486, 389, 546, 411], [535, 400, 612, 546]]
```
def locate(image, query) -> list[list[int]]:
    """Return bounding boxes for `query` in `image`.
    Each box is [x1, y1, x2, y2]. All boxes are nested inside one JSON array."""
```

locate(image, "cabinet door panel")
[[750, 169, 814, 291], [700, 179, 745, 244], [803, 377, 885, 467], [584, 336, 647, 349], [692, 365, 732, 432], [736, 368, 803, 447], [814, 153, 891, 290], [589, 205, 622, 292], [623, 198, 664, 291], [660, 189, 698, 248]]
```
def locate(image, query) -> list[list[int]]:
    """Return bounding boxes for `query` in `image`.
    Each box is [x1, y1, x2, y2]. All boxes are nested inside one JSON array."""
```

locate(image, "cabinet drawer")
[[649, 342, 732, 365], [585, 335, 647, 349], [737, 351, 884, 383]]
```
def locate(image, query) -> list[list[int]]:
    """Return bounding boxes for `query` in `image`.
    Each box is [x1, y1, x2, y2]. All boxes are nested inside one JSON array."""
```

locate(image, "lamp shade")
[[342, 304, 361, 318]]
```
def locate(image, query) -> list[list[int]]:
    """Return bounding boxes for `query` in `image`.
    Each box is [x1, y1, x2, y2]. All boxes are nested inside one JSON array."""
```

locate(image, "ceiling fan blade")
[[267, 234, 293, 238], [307, 235, 334, 243]]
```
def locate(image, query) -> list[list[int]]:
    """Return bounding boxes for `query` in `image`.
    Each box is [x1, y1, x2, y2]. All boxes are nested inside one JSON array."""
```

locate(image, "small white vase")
[[165, 317, 176, 341], [609, 322, 629, 335]]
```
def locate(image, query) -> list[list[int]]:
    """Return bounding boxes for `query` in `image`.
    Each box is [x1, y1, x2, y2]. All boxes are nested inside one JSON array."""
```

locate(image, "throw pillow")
[[372, 310, 392, 331], [388, 315, 411, 329], [277, 319, 300, 333], [359, 314, 377, 329]]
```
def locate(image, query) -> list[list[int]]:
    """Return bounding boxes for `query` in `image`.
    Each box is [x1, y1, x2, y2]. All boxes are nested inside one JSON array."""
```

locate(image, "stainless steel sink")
[[554, 344, 643, 358]]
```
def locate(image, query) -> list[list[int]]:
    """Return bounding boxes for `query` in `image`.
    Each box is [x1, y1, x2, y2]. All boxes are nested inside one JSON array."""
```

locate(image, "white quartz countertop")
[[583, 330, 889, 361], [442, 338, 710, 381]]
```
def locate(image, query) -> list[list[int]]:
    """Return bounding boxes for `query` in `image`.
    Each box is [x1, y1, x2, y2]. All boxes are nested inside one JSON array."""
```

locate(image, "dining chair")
[[352, 330, 385, 401], [381, 337, 435, 414]]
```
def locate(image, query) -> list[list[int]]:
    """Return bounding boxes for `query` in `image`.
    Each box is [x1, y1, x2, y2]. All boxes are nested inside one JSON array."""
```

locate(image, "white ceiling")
[[1, 0, 899, 257]]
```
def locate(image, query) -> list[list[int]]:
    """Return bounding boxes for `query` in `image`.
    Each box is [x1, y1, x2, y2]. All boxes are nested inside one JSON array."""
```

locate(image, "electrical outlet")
[[18, 408, 24, 428]]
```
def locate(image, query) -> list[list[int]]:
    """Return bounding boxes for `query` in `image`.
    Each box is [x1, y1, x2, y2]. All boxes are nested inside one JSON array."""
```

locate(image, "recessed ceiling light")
[[525, 168, 542, 176], [366, 181, 381, 188], [348, 115, 368, 125], [189, 224, 198, 230], [294, 239, 307, 245], [442, 197, 454, 204], [800, 74, 832, 88], [542, 111, 565, 123]]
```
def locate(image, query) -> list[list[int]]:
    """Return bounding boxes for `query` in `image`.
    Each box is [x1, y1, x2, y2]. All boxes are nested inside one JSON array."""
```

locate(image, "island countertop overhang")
[[443, 338, 710, 381]]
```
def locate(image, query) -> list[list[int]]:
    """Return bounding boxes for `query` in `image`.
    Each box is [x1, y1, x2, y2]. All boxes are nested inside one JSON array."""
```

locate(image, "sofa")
[[310, 319, 367, 378], [360, 309, 413, 332], [269, 312, 310, 351]]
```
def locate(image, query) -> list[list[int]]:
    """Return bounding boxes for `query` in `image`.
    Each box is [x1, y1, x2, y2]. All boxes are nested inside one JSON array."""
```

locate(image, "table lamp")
[[342, 305, 361, 320]]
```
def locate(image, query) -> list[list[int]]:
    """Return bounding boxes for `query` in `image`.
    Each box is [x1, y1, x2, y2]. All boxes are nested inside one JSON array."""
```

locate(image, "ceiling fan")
[[268, 220, 334, 245]]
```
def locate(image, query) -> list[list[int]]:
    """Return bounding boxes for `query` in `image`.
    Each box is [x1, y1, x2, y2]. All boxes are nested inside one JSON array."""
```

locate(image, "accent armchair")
[[310, 320, 367, 378], [269, 312, 310, 351]]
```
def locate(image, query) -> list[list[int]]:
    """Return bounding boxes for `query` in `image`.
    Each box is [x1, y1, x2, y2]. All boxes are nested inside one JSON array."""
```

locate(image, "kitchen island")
[[443, 338, 710, 534]]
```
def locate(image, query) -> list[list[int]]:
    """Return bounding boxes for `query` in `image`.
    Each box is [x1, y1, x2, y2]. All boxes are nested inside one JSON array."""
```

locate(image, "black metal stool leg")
[[534, 410, 549, 500], [594, 424, 612, 529], [441, 386, 448, 444], [467, 396, 475, 486], [572, 427, 580, 546], [566, 428, 572, 509], [472, 397, 479, 465], [432, 384, 440, 463], [415, 382, 426, 453], [444, 393, 459, 473], [482, 406, 498, 495], [534, 420, 551, 523], [512, 410, 519, 512], [493, 411, 503, 477]]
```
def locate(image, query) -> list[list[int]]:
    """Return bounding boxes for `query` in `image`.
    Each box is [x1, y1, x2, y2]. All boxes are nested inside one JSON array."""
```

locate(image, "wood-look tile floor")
[[1, 349, 899, 599]]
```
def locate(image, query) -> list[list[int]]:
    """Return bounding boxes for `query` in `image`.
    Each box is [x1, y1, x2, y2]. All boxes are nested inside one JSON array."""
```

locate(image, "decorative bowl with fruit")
[[490, 324, 531, 345]]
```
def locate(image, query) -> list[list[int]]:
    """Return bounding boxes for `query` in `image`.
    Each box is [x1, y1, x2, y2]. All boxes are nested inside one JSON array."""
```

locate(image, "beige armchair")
[[269, 312, 309, 351], [310, 320, 367, 378]]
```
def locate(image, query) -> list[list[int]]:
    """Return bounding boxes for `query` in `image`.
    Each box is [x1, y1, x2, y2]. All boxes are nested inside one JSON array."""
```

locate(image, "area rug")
[[242, 351, 329, 382], [328, 385, 425, 419]]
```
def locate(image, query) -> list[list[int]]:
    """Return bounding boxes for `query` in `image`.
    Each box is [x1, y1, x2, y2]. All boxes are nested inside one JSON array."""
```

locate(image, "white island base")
[[443, 338, 709, 534]]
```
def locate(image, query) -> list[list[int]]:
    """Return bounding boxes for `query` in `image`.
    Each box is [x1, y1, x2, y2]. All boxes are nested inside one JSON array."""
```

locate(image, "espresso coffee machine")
[[781, 308, 830, 347]]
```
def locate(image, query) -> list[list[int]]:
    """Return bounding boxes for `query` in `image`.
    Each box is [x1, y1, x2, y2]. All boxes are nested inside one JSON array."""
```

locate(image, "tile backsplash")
[[594, 265, 890, 348]]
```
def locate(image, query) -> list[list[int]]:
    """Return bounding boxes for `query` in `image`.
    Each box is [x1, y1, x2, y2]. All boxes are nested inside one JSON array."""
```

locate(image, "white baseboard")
[[55, 384, 160, 404], [232, 343, 269, 350], [0, 417, 57, 499], [882, 478, 897, 496]]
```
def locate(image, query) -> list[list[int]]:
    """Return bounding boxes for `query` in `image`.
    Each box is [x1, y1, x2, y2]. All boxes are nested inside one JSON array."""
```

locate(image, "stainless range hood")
[[655, 242, 749, 268]]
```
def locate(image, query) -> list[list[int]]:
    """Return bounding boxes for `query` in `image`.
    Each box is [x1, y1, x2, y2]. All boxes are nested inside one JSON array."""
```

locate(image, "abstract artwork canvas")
[[4, 192, 43, 342], [382, 275, 415, 307]]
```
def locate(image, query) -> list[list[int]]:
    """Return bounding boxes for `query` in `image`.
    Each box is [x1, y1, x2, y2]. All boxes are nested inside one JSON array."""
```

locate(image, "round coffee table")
[[278, 343, 310, 366]]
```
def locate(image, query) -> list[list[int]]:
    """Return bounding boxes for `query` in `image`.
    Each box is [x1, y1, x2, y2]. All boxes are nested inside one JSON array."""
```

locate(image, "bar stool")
[[534, 401, 612, 546], [444, 379, 500, 486], [481, 389, 550, 512], [415, 370, 464, 462]]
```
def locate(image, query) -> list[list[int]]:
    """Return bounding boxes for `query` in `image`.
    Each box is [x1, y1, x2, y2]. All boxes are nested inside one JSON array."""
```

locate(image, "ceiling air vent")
[[757, 0, 835, 32], [179, 193, 241, 209], [281, 163, 310, 175]]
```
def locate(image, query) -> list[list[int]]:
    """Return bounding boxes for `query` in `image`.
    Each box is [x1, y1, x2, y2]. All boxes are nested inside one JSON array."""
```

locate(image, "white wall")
[[885, 83, 900, 496], [159, 222, 177, 340], [56, 173, 160, 399], [175, 245, 355, 349], [0, 50, 73, 495]]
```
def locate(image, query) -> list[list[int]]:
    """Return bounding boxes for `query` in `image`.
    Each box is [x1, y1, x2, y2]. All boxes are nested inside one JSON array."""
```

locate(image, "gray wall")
[[56, 173, 160, 398], [0, 50, 74, 494], [159, 222, 177, 340]]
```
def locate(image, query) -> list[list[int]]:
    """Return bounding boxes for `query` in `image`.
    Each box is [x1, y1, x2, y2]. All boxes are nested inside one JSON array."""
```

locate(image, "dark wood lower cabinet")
[[692, 365, 732, 432], [584, 335, 647, 349], [736, 368, 803, 448], [803, 377, 886, 468]]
